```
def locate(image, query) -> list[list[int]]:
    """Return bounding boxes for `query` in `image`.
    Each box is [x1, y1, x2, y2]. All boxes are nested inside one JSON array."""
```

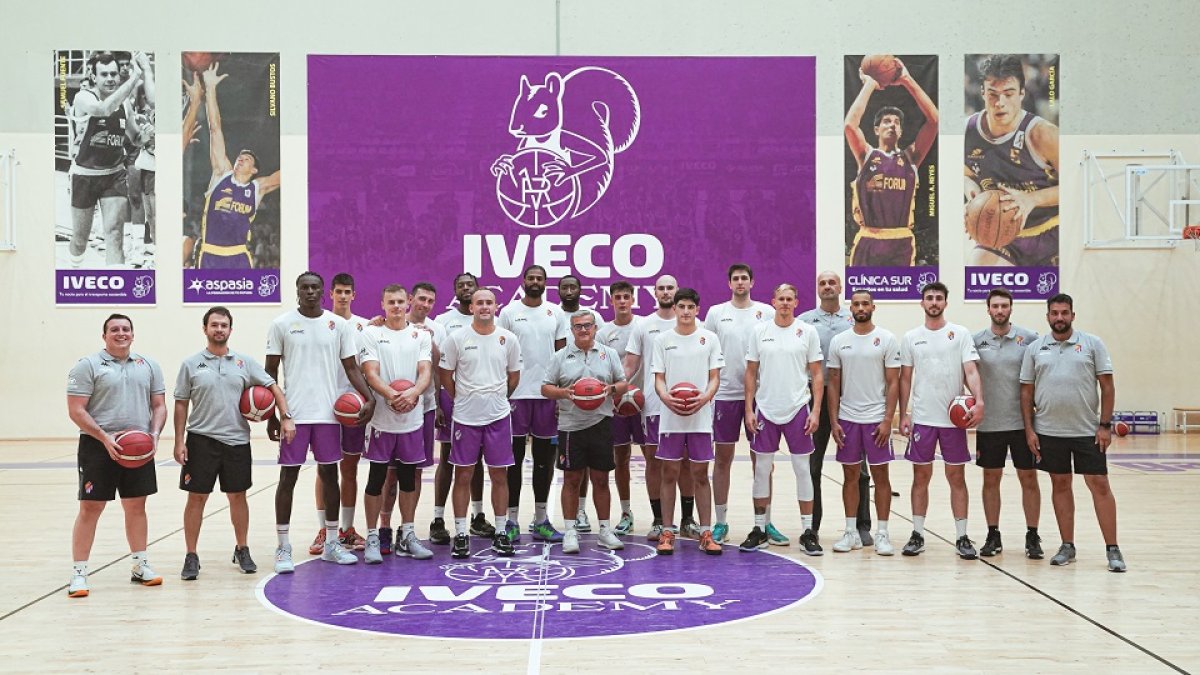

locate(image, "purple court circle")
[[257, 535, 822, 640]]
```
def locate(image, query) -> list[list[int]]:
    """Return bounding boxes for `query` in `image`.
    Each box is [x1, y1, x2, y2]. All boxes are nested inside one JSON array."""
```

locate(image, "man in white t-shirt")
[[652, 288, 725, 556], [556, 273, 605, 531], [703, 263, 774, 544], [898, 282, 985, 560], [439, 289, 523, 559], [827, 290, 902, 555], [596, 280, 642, 535], [265, 272, 376, 573]]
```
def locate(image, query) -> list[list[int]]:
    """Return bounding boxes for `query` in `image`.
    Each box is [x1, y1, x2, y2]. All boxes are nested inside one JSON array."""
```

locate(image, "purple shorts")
[[851, 233, 915, 267], [279, 423, 342, 466], [657, 432, 715, 463], [451, 417, 516, 468], [435, 390, 454, 443], [643, 415, 661, 446], [712, 399, 746, 444], [511, 398, 557, 438], [612, 414, 645, 446], [750, 408, 815, 456], [341, 423, 366, 456], [365, 427, 425, 465], [905, 424, 970, 465], [420, 410, 436, 468], [835, 419, 894, 465], [197, 249, 252, 269]]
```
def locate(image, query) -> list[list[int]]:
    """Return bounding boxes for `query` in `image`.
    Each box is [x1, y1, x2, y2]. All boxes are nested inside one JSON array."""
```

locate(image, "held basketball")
[[239, 385, 276, 423], [1114, 421, 1130, 437], [948, 396, 977, 429], [670, 382, 702, 402], [861, 54, 901, 86], [614, 387, 645, 417], [113, 430, 156, 469], [389, 379, 415, 393], [965, 190, 1022, 249], [334, 391, 366, 426], [571, 377, 608, 411], [182, 51, 218, 73]]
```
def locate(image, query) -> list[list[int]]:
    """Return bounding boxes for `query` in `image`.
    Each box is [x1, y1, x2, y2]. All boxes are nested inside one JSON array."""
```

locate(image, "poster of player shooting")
[[53, 50, 157, 305], [963, 53, 1060, 300], [182, 51, 281, 304], [843, 54, 939, 301]]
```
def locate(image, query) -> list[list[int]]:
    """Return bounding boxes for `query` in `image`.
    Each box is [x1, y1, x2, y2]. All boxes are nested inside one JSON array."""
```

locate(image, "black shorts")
[[78, 434, 157, 501], [180, 432, 253, 494], [556, 419, 615, 472], [975, 430, 1035, 470], [71, 169, 128, 209], [1036, 435, 1107, 475]]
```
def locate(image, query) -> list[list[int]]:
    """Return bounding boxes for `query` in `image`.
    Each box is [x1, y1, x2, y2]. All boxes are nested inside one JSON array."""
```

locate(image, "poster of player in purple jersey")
[[843, 55, 939, 301], [182, 52, 281, 304], [964, 54, 1060, 301], [53, 50, 157, 305]]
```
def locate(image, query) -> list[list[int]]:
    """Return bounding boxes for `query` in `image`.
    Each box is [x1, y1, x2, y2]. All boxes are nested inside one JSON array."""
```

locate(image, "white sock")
[[620, 500, 631, 515], [73, 561, 88, 576], [715, 504, 728, 523], [433, 506, 446, 519], [316, 509, 326, 529], [131, 551, 148, 565], [454, 518, 468, 535], [913, 515, 926, 536], [534, 502, 548, 523], [578, 497, 587, 513], [368, 528, 379, 537], [565, 519, 577, 532], [599, 520, 610, 531], [801, 514, 813, 531], [701, 524, 712, 534], [754, 513, 767, 528], [341, 506, 355, 530], [325, 520, 339, 543], [846, 517, 857, 533], [507, 507, 519, 524], [877, 520, 889, 534], [495, 514, 507, 531], [402, 522, 414, 536], [955, 518, 969, 538], [472, 501, 484, 516], [276, 524, 290, 547]]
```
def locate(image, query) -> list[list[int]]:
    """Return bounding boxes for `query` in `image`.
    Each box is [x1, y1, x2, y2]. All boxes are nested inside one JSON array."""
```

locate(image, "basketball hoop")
[[1184, 225, 1200, 251]]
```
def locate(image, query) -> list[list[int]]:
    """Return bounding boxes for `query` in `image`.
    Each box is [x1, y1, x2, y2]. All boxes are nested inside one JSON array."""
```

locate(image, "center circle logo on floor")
[[257, 536, 822, 639]]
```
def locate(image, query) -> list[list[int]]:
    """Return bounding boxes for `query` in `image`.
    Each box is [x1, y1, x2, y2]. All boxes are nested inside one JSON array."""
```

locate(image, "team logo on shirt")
[[412, 331, 419, 339], [499, 336, 506, 345], [873, 337, 880, 347], [755, 310, 763, 319], [699, 337, 706, 345], [328, 321, 337, 331], [134, 358, 145, 365], [1015, 336, 1025, 345], [1074, 344, 1083, 352], [947, 332, 956, 341], [600, 352, 607, 360], [236, 359, 245, 368], [546, 309, 553, 317], [356, 324, 364, 332], [197, 363, 208, 370]]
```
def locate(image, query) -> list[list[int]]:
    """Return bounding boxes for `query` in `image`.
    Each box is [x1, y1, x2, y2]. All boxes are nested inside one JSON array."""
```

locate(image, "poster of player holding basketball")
[[843, 54, 939, 301], [963, 53, 1060, 300], [53, 50, 157, 305], [181, 52, 281, 304]]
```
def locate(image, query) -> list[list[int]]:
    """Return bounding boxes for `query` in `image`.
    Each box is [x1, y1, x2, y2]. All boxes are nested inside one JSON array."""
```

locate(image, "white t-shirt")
[[439, 325, 522, 426], [900, 323, 980, 427], [335, 313, 370, 393], [704, 301, 775, 400], [652, 327, 725, 433], [433, 308, 473, 337], [410, 316, 446, 413], [497, 301, 568, 400], [360, 324, 432, 433], [597, 316, 641, 387], [625, 312, 678, 417], [266, 310, 359, 424], [747, 319, 823, 424], [827, 327, 901, 424]]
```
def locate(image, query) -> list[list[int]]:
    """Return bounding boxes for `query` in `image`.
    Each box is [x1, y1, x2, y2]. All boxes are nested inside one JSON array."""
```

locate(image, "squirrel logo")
[[491, 67, 640, 229]]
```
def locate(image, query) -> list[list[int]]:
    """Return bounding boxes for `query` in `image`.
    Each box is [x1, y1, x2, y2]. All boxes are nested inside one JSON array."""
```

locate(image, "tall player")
[[266, 272, 376, 573], [965, 54, 1059, 266], [898, 282, 985, 559], [703, 263, 774, 543], [597, 281, 642, 535], [844, 59, 939, 267]]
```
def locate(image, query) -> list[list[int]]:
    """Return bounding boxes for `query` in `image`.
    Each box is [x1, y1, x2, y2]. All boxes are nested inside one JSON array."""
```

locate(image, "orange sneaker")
[[309, 528, 327, 555], [340, 526, 367, 551], [699, 530, 723, 556], [656, 528, 676, 555]]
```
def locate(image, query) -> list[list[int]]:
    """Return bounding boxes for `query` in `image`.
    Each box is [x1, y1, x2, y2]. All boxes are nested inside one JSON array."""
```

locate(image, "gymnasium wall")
[[1, 0, 1197, 439]]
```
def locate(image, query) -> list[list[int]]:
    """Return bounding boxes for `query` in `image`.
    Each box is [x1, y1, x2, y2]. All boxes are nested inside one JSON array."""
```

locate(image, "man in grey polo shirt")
[[1020, 293, 1125, 572], [174, 306, 293, 580], [972, 288, 1042, 559], [543, 309, 629, 554]]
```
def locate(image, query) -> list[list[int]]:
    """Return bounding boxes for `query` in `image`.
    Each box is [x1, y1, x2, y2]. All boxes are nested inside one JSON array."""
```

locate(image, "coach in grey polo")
[[1019, 293, 1124, 572]]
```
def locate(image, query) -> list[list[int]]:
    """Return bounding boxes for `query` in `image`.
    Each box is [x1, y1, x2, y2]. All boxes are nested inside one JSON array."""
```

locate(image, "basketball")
[[614, 387, 645, 417], [1114, 421, 1130, 437], [861, 54, 901, 86], [965, 190, 1022, 249], [670, 382, 702, 402], [389, 379, 415, 393], [113, 430, 156, 469], [571, 377, 608, 411], [182, 51, 218, 73], [334, 391, 366, 426], [948, 395, 977, 429], [239, 385, 275, 423]]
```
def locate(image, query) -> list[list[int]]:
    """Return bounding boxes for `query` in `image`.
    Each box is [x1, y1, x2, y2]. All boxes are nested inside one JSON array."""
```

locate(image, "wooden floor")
[[2, 431, 1197, 673]]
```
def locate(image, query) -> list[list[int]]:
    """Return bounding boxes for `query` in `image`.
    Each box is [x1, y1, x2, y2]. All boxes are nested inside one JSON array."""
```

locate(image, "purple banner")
[[308, 56, 816, 317], [56, 269, 155, 304], [847, 266, 939, 300], [183, 269, 280, 302]]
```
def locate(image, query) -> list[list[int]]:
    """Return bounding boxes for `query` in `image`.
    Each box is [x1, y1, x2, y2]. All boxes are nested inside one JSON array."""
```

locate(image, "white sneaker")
[[322, 540, 358, 565], [130, 561, 163, 586], [575, 510, 592, 533], [874, 531, 895, 556], [364, 533, 383, 564], [274, 545, 295, 574], [562, 529, 581, 554], [397, 531, 434, 560], [598, 528, 625, 551], [832, 530, 863, 553], [67, 573, 89, 598]]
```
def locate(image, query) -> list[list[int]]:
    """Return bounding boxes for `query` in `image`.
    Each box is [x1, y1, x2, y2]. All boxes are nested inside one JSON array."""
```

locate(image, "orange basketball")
[[333, 391, 366, 426], [239, 385, 275, 423], [948, 396, 976, 429], [614, 387, 645, 417], [861, 54, 901, 86], [670, 382, 702, 402], [114, 430, 156, 469], [389, 379, 415, 393], [182, 51, 218, 73], [1114, 421, 1130, 437], [571, 377, 608, 411], [966, 190, 1022, 249]]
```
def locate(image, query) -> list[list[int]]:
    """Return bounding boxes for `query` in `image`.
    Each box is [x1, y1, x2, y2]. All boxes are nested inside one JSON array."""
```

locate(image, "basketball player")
[[653, 288, 724, 556], [195, 62, 280, 269], [542, 310, 628, 553], [826, 290, 901, 556], [174, 307, 290, 579], [740, 284, 824, 555], [359, 285, 434, 563], [130, 53, 155, 265], [799, 271, 871, 546], [596, 281, 643, 535], [972, 288, 1043, 558], [558, 273, 604, 531], [844, 59, 939, 267], [439, 289, 522, 559], [497, 265, 567, 543], [1020, 294, 1125, 572], [898, 282, 985, 559], [703, 263, 774, 543], [266, 272, 376, 573], [965, 54, 1060, 267], [67, 314, 167, 597], [429, 273, 491, 544]]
